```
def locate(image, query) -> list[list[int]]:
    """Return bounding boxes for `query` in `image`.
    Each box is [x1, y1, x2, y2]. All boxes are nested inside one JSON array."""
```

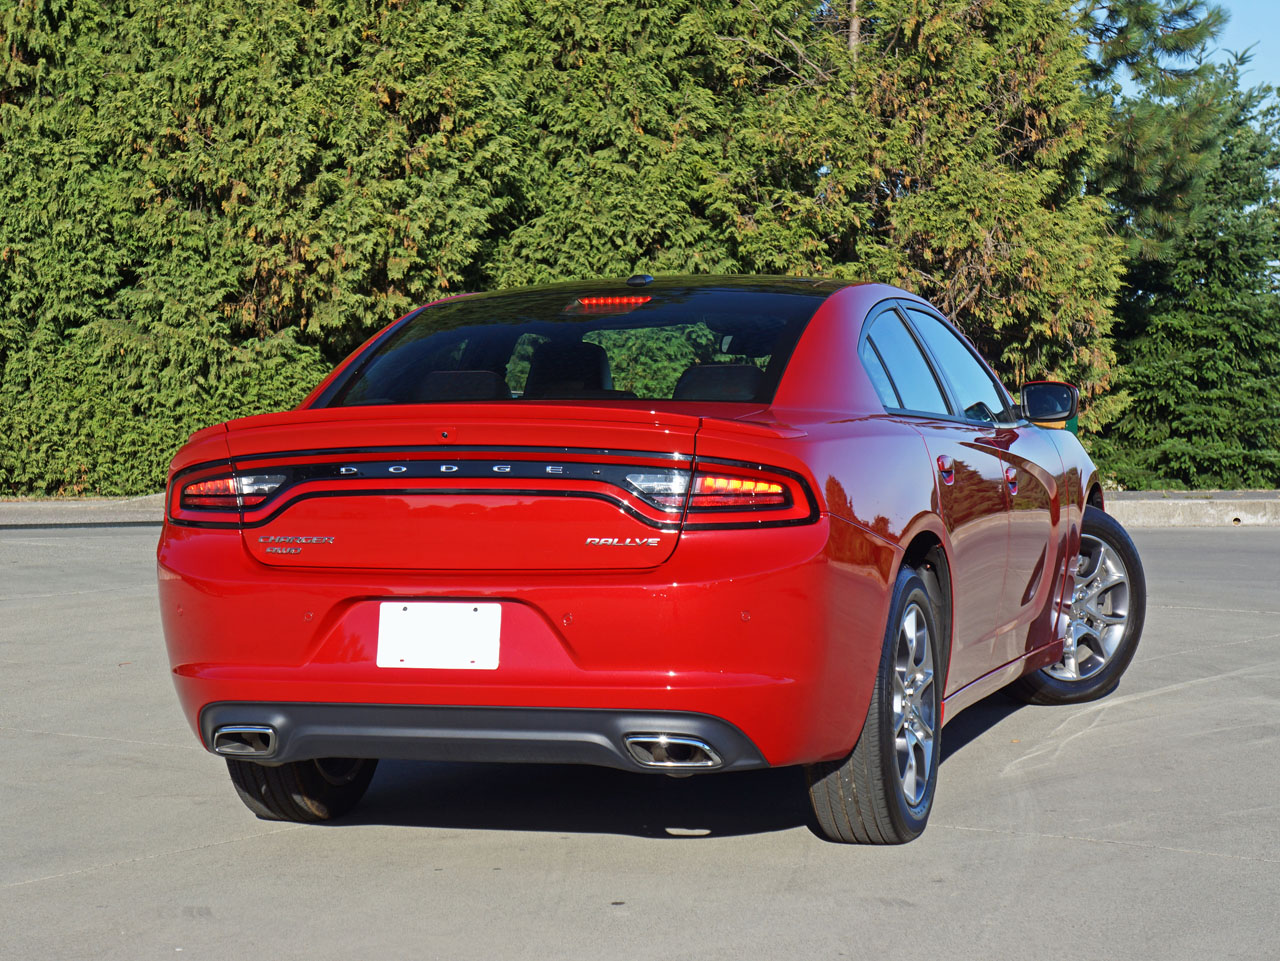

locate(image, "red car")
[[157, 276, 1145, 843]]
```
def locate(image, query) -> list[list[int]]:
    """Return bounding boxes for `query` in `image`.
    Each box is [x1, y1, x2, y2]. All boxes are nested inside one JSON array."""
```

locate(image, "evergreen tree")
[[1097, 65, 1280, 488], [0, 0, 1132, 493], [1080, 1, 1228, 287], [0, 0, 525, 493], [747, 0, 1125, 419]]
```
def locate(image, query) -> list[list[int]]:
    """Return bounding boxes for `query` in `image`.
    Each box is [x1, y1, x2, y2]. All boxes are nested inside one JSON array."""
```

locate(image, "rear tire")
[[807, 568, 943, 844], [1011, 507, 1146, 705], [226, 757, 378, 822]]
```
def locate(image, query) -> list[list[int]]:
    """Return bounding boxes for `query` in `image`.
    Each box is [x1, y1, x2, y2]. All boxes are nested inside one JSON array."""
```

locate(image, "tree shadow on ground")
[[337, 690, 1027, 839]]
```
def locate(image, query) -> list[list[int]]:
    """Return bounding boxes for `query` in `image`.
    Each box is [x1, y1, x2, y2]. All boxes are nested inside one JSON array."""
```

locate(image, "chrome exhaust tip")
[[212, 725, 277, 758], [623, 733, 723, 770]]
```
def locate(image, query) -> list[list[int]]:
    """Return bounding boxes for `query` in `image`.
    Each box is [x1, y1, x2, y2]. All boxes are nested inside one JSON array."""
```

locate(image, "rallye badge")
[[585, 537, 662, 546]]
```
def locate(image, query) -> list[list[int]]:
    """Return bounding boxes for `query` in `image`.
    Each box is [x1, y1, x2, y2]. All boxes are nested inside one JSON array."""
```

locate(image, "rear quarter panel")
[[695, 284, 948, 752]]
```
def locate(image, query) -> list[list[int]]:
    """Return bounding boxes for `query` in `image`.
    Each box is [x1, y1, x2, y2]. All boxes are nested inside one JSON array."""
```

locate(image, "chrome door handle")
[[1005, 466, 1018, 495]]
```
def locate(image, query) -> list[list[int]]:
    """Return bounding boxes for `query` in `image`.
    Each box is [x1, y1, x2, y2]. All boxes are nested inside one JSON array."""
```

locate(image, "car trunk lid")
[[225, 403, 699, 571]]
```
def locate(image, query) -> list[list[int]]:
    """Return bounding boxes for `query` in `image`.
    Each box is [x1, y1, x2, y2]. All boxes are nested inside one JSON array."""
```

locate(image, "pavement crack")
[[1152, 603, 1280, 617], [1137, 631, 1280, 665], [934, 823, 1280, 864], [2, 826, 304, 889], [0, 586, 145, 601], [0, 726, 203, 751]]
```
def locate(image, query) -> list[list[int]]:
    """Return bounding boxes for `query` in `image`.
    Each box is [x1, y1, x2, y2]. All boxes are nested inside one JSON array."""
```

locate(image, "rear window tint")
[[319, 284, 829, 407]]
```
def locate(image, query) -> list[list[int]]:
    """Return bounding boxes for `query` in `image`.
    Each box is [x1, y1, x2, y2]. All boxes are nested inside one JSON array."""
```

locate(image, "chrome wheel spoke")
[[1088, 609, 1127, 627], [1061, 649, 1079, 679], [916, 668, 934, 698], [1048, 532, 1131, 683], [1087, 572, 1125, 597], [899, 729, 919, 803]]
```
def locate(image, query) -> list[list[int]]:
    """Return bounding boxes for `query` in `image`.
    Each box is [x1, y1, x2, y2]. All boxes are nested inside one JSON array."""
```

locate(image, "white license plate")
[[377, 602, 501, 670]]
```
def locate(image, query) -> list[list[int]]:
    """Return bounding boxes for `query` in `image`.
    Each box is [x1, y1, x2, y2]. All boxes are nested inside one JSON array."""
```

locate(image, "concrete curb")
[[0, 493, 167, 528], [1, 490, 1277, 528], [1105, 490, 1280, 529]]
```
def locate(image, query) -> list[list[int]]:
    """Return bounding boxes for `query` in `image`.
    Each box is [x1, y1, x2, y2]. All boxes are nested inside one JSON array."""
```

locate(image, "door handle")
[[937, 455, 955, 486], [1005, 466, 1018, 495]]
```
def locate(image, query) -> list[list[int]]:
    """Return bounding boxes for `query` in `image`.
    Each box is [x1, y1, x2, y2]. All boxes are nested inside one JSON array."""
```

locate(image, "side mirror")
[[1020, 381, 1079, 431]]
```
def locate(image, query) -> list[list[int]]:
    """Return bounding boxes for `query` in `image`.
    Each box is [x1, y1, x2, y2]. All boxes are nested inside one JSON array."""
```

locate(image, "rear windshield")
[[316, 283, 828, 407]]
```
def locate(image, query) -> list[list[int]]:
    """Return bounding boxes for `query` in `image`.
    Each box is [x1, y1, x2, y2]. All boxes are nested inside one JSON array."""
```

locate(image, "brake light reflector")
[[625, 471, 689, 510]]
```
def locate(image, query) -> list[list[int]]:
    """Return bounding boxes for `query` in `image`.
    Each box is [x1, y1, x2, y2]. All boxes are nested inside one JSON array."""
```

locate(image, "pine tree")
[[1097, 65, 1280, 488], [746, 0, 1126, 420], [0, 0, 1132, 493], [1080, 1, 1229, 298]]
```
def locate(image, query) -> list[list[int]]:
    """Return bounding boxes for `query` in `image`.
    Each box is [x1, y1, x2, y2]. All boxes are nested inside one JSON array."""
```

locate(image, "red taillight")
[[179, 473, 285, 511], [181, 477, 239, 508], [679, 463, 815, 528], [689, 474, 787, 507]]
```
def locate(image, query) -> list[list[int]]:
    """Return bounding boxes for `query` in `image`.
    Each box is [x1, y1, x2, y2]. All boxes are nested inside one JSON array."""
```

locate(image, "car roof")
[[450, 274, 859, 303]]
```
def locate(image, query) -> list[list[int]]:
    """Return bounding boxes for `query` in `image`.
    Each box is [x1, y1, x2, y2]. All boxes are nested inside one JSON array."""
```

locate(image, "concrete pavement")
[[1, 525, 1277, 960]]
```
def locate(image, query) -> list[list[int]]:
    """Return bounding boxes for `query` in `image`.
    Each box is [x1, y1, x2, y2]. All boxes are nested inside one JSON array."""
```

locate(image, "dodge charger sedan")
[[158, 275, 1145, 843]]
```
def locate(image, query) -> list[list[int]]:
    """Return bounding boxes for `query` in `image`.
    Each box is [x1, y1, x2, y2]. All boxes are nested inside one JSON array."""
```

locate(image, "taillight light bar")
[[689, 473, 787, 508], [565, 295, 652, 315], [625, 463, 811, 525], [166, 453, 817, 530]]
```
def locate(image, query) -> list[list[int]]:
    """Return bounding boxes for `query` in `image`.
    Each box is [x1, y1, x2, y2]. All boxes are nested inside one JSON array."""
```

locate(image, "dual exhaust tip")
[[212, 725, 276, 758], [623, 733, 722, 770], [213, 724, 723, 771]]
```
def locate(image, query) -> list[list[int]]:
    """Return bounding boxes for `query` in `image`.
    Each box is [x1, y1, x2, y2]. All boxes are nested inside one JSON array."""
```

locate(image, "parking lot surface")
[[1, 525, 1277, 960]]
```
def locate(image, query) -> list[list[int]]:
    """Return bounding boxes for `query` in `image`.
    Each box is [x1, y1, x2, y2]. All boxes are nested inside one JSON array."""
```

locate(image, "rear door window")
[[862, 312, 951, 416], [904, 308, 1012, 425]]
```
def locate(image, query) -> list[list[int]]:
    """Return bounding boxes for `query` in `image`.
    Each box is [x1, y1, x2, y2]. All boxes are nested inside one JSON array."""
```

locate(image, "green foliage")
[[1, 0, 1127, 493], [1094, 67, 1280, 488], [0, 0, 522, 492], [824, 0, 1124, 426]]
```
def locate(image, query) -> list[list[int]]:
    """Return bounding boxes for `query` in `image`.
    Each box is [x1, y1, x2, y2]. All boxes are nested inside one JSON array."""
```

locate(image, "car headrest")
[[523, 341, 613, 397], [671, 364, 765, 402], [410, 370, 512, 403]]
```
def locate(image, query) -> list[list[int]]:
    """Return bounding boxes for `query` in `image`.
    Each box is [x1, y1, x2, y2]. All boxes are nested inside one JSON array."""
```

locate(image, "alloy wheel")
[[892, 601, 936, 807], [1047, 533, 1131, 682]]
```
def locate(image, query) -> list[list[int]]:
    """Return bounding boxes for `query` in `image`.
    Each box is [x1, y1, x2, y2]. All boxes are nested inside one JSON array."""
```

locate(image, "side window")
[[863, 312, 950, 415], [858, 338, 901, 408], [906, 309, 1011, 425]]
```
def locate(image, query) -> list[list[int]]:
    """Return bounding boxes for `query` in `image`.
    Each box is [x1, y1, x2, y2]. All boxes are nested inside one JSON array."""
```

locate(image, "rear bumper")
[[159, 519, 898, 769], [200, 702, 769, 772]]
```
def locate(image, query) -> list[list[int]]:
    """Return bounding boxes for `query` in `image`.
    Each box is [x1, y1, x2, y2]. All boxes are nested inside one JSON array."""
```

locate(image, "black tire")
[[807, 567, 943, 844], [226, 757, 378, 822], [1011, 506, 1146, 705]]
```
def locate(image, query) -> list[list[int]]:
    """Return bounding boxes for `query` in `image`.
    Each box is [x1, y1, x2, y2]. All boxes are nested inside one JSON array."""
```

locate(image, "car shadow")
[[337, 690, 1027, 839], [341, 760, 814, 839], [940, 689, 1027, 762]]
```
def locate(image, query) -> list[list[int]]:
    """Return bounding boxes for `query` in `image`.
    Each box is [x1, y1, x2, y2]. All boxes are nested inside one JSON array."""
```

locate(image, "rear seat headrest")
[[672, 364, 765, 402], [411, 370, 511, 403], [523, 341, 613, 397]]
